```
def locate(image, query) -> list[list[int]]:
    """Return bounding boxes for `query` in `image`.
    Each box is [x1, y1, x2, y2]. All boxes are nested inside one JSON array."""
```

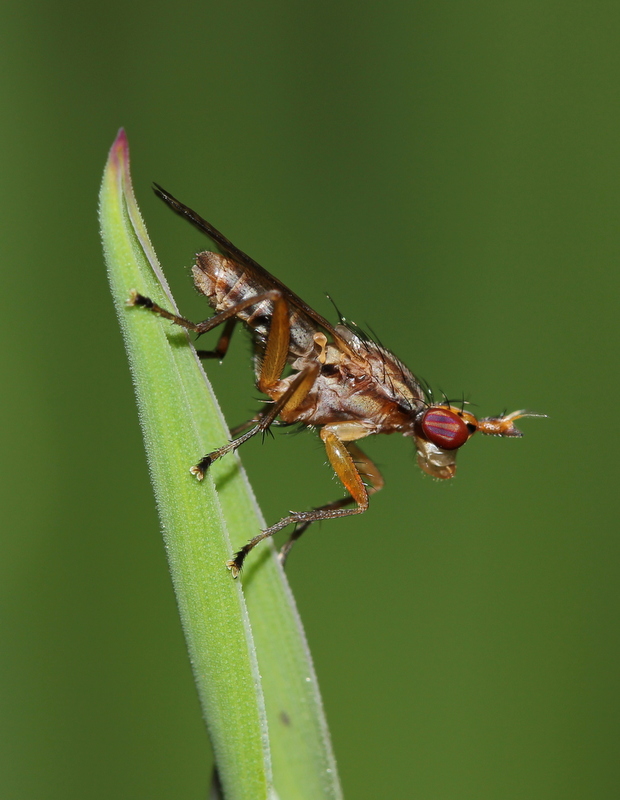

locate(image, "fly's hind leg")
[[227, 427, 382, 577], [195, 318, 237, 361], [128, 289, 278, 339]]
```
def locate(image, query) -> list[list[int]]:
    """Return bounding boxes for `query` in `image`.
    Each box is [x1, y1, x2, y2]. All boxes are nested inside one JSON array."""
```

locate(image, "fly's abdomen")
[[192, 252, 257, 313], [192, 251, 317, 358]]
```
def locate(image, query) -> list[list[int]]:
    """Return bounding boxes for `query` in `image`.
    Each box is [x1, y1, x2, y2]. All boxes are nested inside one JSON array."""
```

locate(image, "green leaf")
[[99, 130, 342, 800]]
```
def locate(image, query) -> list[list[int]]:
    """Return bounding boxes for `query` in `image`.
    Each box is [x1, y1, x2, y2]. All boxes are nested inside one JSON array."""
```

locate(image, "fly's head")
[[412, 406, 543, 480]]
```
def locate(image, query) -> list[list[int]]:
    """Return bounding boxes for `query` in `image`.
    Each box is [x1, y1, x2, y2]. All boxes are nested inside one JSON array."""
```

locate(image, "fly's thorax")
[[283, 341, 425, 431], [333, 324, 426, 409]]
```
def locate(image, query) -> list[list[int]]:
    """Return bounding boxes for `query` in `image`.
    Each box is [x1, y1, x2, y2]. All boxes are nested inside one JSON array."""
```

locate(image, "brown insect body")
[[194, 251, 426, 434], [193, 250, 323, 362], [130, 184, 541, 576]]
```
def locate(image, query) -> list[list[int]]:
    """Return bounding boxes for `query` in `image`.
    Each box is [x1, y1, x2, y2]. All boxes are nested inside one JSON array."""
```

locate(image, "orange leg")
[[189, 288, 319, 476], [130, 287, 310, 474], [191, 362, 320, 478], [277, 441, 384, 566], [257, 288, 290, 392], [227, 434, 383, 577]]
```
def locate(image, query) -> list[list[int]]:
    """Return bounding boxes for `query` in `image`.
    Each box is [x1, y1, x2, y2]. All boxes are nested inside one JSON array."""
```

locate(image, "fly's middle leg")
[[195, 318, 237, 361]]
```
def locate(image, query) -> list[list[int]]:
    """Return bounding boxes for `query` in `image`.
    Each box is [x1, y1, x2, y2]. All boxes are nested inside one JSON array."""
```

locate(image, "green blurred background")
[[2, 1, 618, 798]]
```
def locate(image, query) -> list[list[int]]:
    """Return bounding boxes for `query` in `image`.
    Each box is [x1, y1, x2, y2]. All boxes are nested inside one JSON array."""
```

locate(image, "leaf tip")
[[105, 128, 131, 183]]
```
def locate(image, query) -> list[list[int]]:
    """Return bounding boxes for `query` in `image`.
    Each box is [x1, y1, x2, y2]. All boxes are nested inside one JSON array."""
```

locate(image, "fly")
[[130, 184, 542, 577]]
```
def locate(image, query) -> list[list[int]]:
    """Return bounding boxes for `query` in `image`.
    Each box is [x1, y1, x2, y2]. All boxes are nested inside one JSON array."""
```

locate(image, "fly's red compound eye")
[[420, 407, 470, 450]]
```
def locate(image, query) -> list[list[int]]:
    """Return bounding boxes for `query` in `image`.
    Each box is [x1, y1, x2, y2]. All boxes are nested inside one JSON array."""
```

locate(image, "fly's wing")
[[153, 184, 353, 353]]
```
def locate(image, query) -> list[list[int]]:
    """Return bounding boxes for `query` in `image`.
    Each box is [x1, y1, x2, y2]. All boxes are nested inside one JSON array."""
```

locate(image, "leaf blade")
[[99, 129, 342, 800], [100, 130, 272, 800]]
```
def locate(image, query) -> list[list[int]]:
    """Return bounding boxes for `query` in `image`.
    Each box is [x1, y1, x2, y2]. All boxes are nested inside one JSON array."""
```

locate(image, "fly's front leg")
[[227, 423, 378, 577], [191, 361, 319, 478], [228, 416, 261, 437], [229, 416, 291, 437]]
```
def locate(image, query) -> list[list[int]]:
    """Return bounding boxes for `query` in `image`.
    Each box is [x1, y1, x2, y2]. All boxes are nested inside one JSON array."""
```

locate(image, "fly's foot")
[[226, 542, 252, 577], [127, 289, 152, 308], [226, 555, 243, 579], [190, 455, 213, 481], [226, 559, 240, 578], [189, 464, 205, 481]]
